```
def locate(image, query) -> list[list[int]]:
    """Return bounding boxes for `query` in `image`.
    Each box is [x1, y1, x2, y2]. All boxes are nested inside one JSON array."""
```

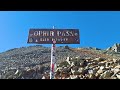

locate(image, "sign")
[[27, 29, 80, 44]]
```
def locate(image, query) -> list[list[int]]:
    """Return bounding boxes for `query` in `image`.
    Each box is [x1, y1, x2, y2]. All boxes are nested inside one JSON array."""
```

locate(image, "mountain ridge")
[[0, 44, 120, 79]]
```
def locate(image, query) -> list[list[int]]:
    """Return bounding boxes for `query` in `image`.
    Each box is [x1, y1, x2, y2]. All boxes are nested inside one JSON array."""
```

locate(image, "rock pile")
[[0, 45, 120, 79], [0, 64, 50, 79], [54, 56, 120, 79]]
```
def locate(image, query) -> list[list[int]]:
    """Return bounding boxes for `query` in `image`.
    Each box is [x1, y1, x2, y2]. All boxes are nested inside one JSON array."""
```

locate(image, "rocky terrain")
[[0, 44, 120, 79]]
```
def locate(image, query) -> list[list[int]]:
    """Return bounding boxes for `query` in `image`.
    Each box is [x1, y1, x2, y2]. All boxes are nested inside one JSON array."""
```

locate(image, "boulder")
[[62, 67, 71, 73], [14, 69, 19, 75], [66, 57, 71, 65], [113, 67, 120, 74], [105, 62, 111, 67], [111, 77, 117, 79], [103, 71, 111, 78], [72, 66, 79, 71], [94, 57, 106, 61], [70, 75, 79, 79], [78, 67, 84, 74], [89, 74, 96, 79], [42, 76, 45, 79], [94, 57, 100, 61], [98, 62, 105, 66], [97, 69, 103, 74], [71, 62, 75, 67], [114, 65, 120, 69], [88, 70, 93, 74], [116, 73, 120, 79], [79, 61, 84, 67], [85, 57, 92, 60], [92, 61, 98, 65], [113, 58, 117, 63], [95, 73, 100, 78], [73, 71, 81, 75], [100, 66, 104, 70]]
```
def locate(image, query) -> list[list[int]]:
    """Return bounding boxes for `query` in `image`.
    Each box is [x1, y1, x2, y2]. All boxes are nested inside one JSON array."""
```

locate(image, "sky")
[[0, 11, 120, 53]]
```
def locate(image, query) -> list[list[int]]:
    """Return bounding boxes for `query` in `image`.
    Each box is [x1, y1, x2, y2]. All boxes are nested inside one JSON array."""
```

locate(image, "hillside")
[[0, 45, 120, 79]]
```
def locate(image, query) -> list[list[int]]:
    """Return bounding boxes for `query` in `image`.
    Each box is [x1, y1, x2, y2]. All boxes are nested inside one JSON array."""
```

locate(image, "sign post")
[[27, 28, 80, 79], [50, 26, 56, 79], [50, 40, 56, 79]]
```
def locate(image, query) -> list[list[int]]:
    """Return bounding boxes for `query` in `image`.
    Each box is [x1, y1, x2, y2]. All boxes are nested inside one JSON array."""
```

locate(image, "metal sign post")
[[50, 40, 56, 79], [50, 26, 56, 79]]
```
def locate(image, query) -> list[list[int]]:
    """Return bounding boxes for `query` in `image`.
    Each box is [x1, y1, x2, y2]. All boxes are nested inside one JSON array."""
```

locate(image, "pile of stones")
[[0, 64, 50, 79], [53, 56, 120, 79]]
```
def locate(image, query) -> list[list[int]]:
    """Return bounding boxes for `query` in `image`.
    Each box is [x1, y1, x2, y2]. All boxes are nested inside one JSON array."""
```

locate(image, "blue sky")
[[0, 11, 120, 53]]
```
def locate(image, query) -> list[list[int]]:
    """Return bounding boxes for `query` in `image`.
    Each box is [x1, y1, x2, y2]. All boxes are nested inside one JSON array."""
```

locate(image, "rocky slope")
[[0, 45, 120, 79]]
